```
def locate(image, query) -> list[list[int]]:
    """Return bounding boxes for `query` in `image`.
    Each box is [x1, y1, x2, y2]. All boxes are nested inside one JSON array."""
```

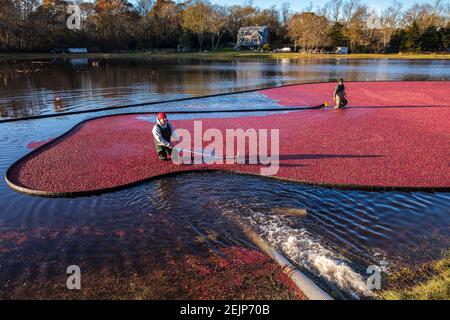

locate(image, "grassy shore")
[[2, 51, 450, 62], [381, 250, 450, 300]]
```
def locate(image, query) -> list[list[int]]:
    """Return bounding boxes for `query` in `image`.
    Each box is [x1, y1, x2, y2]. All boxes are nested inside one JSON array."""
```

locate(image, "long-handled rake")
[[173, 147, 240, 163]]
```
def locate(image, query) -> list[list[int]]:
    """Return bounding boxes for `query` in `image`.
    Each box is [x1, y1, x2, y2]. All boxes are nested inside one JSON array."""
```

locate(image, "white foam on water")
[[246, 211, 377, 298]]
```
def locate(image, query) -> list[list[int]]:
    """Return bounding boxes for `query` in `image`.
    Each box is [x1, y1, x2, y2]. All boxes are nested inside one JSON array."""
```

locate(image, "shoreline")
[[381, 250, 449, 300], [2, 51, 450, 62]]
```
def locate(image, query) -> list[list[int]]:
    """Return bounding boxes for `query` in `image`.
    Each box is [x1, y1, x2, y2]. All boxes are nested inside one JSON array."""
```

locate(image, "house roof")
[[236, 26, 268, 47], [238, 26, 268, 38]]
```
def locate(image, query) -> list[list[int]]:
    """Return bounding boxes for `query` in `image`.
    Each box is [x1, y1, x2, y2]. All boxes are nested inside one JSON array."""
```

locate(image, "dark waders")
[[335, 83, 347, 108], [155, 144, 172, 160], [154, 124, 173, 160]]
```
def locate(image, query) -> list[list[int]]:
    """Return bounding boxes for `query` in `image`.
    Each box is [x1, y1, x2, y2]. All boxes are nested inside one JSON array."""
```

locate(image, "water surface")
[[2, 58, 450, 119]]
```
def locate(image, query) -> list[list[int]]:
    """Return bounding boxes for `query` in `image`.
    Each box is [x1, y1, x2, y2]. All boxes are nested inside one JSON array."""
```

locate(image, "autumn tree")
[[0, 0, 448, 53], [444, 21, 450, 49], [402, 1, 447, 30], [253, 7, 281, 44], [143, 0, 183, 48], [342, 0, 371, 52], [228, 4, 258, 39], [288, 12, 330, 51], [209, 5, 230, 50], [181, 0, 214, 51], [380, 1, 403, 48], [324, 0, 343, 22], [420, 25, 443, 51], [0, 0, 41, 50], [403, 21, 422, 51], [328, 21, 347, 47], [94, 0, 138, 50]]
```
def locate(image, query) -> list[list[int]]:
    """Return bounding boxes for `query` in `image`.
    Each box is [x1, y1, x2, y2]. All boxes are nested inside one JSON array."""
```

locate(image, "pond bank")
[[381, 250, 450, 300], [2, 52, 450, 62]]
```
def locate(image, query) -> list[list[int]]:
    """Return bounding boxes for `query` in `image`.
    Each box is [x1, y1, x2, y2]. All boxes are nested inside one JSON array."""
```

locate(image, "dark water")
[[1, 58, 450, 120], [0, 170, 448, 298], [0, 58, 449, 299]]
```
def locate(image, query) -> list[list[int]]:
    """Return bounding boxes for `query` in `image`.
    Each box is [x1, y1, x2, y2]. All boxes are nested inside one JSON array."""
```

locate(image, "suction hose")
[[231, 215, 333, 300]]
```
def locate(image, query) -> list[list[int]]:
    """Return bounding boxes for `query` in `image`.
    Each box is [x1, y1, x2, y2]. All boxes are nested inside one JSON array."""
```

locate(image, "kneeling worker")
[[333, 78, 347, 109], [152, 112, 175, 161]]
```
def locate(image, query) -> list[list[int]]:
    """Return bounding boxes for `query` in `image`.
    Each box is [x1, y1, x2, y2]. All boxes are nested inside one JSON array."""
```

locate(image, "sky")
[[211, 0, 440, 12]]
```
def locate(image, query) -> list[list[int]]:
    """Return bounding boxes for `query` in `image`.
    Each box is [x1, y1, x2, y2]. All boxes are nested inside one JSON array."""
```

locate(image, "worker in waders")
[[152, 112, 175, 161], [333, 78, 348, 109]]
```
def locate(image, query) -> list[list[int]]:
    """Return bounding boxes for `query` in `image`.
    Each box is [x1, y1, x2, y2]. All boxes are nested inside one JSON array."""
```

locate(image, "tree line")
[[0, 0, 449, 53]]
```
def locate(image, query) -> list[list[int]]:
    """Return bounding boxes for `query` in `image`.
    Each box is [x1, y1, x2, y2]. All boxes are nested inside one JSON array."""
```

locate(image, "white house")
[[235, 26, 269, 50]]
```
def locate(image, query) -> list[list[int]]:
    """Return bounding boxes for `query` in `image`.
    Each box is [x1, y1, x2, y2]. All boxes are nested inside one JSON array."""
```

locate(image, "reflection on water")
[[1, 58, 450, 119]]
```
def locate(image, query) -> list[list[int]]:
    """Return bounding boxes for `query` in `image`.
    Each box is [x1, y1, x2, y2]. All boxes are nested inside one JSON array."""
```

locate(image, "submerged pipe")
[[4, 79, 446, 124], [0, 82, 315, 123], [231, 215, 333, 300]]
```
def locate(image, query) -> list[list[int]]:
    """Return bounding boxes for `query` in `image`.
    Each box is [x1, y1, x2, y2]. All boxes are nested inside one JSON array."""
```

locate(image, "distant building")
[[235, 26, 269, 50], [68, 48, 88, 53], [52, 48, 89, 54], [335, 47, 349, 54], [276, 47, 292, 53]]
